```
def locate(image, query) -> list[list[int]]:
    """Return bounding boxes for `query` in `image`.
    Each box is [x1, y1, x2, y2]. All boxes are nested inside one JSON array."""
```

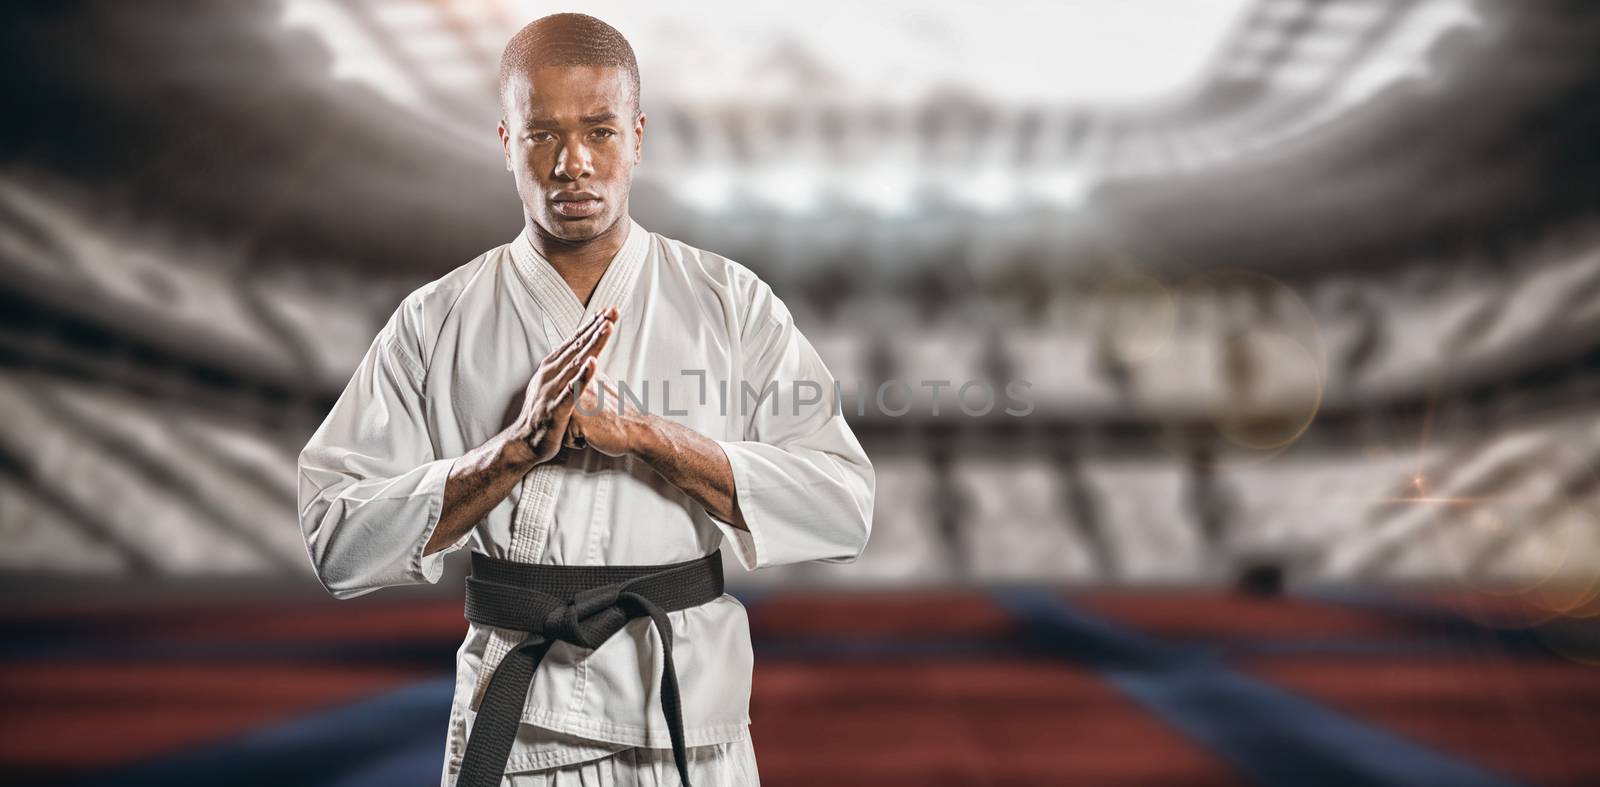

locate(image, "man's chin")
[[536, 214, 610, 244]]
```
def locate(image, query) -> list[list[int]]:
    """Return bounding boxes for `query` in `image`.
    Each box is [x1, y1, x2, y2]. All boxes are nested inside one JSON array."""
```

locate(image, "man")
[[297, 13, 875, 787]]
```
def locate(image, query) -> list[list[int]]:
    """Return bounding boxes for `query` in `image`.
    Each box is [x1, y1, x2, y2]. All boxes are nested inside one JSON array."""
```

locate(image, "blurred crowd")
[[2, 0, 1598, 598]]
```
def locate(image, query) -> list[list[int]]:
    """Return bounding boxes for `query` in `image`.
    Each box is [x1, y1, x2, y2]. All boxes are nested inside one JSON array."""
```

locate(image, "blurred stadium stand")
[[3, 1, 1600, 784], [0, 0, 1597, 589]]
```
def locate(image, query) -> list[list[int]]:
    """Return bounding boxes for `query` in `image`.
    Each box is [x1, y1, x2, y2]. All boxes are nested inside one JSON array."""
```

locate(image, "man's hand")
[[559, 320, 748, 531], [566, 370, 642, 456], [426, 308, 618, 556], [509, 307, 618, 466]]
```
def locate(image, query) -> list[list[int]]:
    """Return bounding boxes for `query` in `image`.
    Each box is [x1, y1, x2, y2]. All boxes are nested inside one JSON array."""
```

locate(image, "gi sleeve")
[[297, 300, 467, 599], [711, 277, 876, 570]]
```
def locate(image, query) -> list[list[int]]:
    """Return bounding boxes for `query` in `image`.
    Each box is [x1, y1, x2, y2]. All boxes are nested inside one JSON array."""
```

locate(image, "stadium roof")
[[280, 0, 1480, 214]]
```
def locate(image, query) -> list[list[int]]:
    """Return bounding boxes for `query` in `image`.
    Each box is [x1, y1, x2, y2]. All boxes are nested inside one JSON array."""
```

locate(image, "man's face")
[[498, 65, 644, 243]]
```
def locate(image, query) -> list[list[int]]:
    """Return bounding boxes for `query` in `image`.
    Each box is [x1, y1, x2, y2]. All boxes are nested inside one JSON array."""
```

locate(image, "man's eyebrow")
[[520, 113, 620, 129]]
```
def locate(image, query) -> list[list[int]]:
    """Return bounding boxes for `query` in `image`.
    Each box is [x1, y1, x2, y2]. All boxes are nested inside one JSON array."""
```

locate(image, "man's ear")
[[497, 120, 512, 171], [633, 112, 647, 165]]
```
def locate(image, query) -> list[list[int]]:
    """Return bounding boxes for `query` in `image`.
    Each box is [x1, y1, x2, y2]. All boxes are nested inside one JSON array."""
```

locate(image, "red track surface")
[[0, 661, 432, 770], [752, 659, 1238, 786], [5, 590, 1600, 786], [1249, 656, 1600, 786]]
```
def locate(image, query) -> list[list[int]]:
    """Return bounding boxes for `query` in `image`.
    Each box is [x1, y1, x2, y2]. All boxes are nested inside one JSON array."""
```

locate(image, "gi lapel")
[[473, 220, 652, 711]]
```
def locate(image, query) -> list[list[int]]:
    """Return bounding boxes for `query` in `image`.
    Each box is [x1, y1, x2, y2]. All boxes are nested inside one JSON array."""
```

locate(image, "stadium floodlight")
[[279, 0, 1479, 216]]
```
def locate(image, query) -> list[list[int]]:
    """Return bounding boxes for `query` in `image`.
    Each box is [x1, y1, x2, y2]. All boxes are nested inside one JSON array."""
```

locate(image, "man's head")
[[497, 14, 644, 245]]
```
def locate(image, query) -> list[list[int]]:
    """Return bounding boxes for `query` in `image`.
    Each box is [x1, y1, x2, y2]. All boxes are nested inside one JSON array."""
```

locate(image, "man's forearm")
[[425, 430, 539, 555], [627, 415, 749, 531]]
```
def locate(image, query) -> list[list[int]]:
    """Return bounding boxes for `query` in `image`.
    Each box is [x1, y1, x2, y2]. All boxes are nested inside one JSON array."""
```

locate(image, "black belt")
[[457, 550, 725, 787]]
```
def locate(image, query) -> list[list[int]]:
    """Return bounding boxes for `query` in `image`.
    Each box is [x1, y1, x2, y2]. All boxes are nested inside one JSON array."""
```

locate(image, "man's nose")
[[553, 140, 592, 181]]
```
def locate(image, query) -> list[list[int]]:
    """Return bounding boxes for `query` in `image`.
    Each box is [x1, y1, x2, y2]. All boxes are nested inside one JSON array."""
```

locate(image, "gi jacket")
[[298, 219, 875, 776]]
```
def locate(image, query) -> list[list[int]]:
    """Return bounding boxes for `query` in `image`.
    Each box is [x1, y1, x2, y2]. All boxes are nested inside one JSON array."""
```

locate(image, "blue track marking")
[[74, 678, 454, 787], [995, 588, 1523, 787]]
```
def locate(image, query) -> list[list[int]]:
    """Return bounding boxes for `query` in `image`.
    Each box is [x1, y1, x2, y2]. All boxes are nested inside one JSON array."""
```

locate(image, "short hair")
[[498, 13, 641, 118]]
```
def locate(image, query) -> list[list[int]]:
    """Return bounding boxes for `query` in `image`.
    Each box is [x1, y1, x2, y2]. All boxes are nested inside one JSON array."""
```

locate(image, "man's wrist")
[[623, 412, 666, 461], [494, 429, 542, 474]]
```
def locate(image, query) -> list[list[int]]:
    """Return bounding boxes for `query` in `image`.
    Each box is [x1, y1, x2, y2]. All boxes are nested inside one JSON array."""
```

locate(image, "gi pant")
[[501, 738, 760, 786]]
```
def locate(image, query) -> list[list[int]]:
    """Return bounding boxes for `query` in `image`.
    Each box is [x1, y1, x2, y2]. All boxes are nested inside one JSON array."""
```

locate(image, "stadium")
[[2, 1, 1599, 784]]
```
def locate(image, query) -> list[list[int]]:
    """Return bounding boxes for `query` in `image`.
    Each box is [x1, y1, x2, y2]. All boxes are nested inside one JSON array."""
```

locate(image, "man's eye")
[[529, 132, 556, 143], [591, 128, 617, 139]]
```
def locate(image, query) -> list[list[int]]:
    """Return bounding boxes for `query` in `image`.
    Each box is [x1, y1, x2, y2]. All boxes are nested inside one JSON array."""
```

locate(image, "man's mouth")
[[550, 193, 603, 218]]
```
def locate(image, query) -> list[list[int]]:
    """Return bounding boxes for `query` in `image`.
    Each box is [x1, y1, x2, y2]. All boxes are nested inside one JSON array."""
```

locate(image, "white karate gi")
[[298, 219, 874, 784]]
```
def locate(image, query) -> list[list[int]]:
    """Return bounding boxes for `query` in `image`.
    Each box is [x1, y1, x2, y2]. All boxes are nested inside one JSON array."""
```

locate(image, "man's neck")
[[526, 214, 631, 307]]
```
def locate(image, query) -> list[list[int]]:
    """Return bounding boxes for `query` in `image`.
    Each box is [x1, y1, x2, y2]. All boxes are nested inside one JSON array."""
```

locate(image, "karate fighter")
[[297, 13, 875, 787]]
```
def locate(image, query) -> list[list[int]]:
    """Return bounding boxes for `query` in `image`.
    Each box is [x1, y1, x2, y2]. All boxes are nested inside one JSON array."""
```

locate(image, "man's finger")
[[546, 311, 603, 360], [553, 356, 598, 407], [554, 323, 606, 386], [563, 313, 611, 377], [547, 312, 609, 369], [543, 316, 599, 372], [548, 307, 618, 369], [573, 313, 616, 367], [555, 318, 613, 391]]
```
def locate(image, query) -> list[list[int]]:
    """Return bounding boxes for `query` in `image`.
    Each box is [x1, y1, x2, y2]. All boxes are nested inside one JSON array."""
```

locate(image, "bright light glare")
[[284, 0, 1254, 107]]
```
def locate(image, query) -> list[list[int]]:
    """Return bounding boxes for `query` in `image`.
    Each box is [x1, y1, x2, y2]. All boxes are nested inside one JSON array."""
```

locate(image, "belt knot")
[[459, 550, 723, 787], [541, 584, 622, 646]]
